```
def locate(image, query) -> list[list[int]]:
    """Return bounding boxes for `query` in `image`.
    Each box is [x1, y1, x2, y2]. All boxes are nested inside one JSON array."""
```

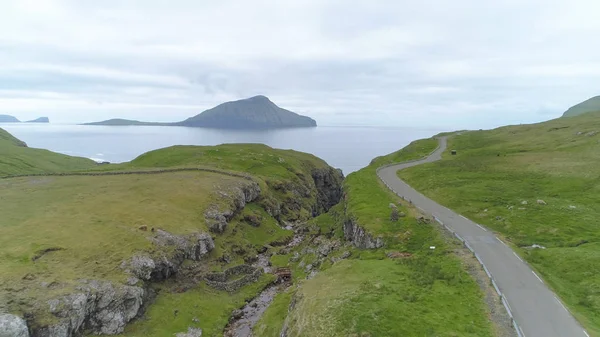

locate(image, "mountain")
[[25, 117, 50, 123], [0, 115, 20, 123], [84, 96, 317, 129], [83, 118, 165, 126], [562, 95, 600, 117], [178, 95, 316, 128], [0, 115, 50, 123]]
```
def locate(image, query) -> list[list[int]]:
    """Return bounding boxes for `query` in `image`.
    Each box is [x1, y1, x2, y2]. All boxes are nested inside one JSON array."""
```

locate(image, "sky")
[[1, 0, 600, 129]]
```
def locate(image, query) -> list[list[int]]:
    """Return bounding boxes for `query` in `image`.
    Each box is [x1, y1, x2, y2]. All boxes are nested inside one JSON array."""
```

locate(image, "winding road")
[[378, 137, 588, 337]]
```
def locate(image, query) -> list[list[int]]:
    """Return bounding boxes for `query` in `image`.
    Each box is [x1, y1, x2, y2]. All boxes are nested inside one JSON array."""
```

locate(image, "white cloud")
[[0, 0, 599, 128]]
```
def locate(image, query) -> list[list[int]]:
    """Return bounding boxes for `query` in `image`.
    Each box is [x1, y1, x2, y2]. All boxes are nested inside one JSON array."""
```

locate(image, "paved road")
[[378, 137, 588, 337]]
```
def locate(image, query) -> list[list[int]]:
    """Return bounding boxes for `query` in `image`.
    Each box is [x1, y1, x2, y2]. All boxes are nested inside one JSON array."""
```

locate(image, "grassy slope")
[[343, 138, 438, 235], [0, 129, 336, 335], [255, 139, 495, 337], [398, 113, 600, 334], [563, 97, 600, 117], [0, 127, 96, 176]]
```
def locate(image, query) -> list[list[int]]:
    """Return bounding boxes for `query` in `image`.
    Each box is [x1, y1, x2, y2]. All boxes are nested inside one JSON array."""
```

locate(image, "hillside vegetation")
[[0, 127, 96, 176], [253, 139, 500, 337], [398, 113, 600, 334], [562, 95, 600, 117], [0, 129, 342, 336]]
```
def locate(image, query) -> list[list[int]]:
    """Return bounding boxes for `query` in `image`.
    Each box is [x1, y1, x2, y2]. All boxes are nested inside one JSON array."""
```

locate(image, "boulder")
[[521, 200, 528, 205], [537, 199, 547, 205], [0, 314, 29, 337], [33, 281, 145, 336], [175, 327, 203, 337]]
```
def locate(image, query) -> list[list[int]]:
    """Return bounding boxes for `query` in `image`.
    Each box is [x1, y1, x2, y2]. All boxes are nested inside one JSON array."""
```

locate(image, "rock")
[[569, 205, 577, 209], [317, 243, 333, 257], [243, 213, 262, 227], [289, 252, 301, 262], [521, 200, 528, 205], [531, 244, 546, 249], [586, 131, 598, 137], [305, 264, 313, 272], [176, 327, 203, 337], [343, 219, 384, 249], [33, 281, 145, 336], [138, 225, 147, 231], [231, 309, 243, 320], [306, 270, 318, 280], [340, 251, 351, 259], [518, 207, 526, 210], [22, 273, 35, 281], [495, 216, 504, 221], [192, 317, 199, 323], [124, 231, 214, 281], [483, 209, 488, 212], [508, 205, 514, 210], [389, 203, 397, 208], [311, 167, 344, 215], [0, 314, 29, 337], [537, 199, 547, 205], [390, 208, 399, 222], [398, 212, 406, 218], [127, 254, 156, 281], [417, 217, 432, 225], [126, 277, 139, 286]]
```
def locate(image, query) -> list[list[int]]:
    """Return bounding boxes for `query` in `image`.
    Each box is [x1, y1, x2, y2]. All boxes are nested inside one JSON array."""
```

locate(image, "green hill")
[[562, 95, 600, 117], [83, 96, 317, 129], [0, 127, 501, 337], [398, 113, 600, 334], [0, 127, 96, 176]]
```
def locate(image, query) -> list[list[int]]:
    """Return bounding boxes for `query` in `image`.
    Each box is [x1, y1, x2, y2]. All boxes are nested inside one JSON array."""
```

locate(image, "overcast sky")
[[1, 0, 599, 129]]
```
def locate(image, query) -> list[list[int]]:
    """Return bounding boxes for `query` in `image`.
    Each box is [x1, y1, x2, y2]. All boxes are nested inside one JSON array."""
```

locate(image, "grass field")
[[254, 139, 496, 337], [343, 138, 438, 235], [398, 112, 600, 335], [0, 127, 96, 176], [0, 128, 337, 335]]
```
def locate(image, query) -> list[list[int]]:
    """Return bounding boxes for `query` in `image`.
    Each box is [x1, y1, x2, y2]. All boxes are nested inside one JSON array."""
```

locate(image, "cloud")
[[1, 0, 599, 128]]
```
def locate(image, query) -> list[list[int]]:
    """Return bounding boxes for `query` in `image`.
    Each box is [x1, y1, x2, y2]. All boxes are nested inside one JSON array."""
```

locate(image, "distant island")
[[562, 95, 600, 117], [83, 95, 317, 129], [0, 115, 49, 123]]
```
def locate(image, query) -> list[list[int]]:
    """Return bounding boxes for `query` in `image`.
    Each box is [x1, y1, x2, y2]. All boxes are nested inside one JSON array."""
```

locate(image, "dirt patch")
[[32, 247, 64, 261]]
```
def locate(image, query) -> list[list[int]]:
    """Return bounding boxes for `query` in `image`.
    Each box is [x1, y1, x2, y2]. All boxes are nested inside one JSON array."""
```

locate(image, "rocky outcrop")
[[205, 182, 261, 233], [311, 167, 344, 215], [124, 230, 215, 282], [343, 218, 384, 249], [175, 327, 203, 337], [33, 281, 144, 337], [0, 314, 29, 337], [32, 230, 215, 336], [205, 265, 262, 292]]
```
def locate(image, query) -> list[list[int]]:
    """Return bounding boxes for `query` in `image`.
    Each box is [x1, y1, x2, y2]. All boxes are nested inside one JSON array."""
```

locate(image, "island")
[[0, 115, 50, 123], [83, 95, 317, 129]]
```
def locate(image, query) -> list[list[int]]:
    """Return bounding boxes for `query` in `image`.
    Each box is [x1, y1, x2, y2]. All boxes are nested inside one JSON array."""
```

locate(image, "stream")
[[223, 230, 305, 337]]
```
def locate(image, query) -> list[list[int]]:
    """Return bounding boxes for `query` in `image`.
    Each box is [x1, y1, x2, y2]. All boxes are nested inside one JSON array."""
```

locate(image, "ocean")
[[0, 124, 442, 175]]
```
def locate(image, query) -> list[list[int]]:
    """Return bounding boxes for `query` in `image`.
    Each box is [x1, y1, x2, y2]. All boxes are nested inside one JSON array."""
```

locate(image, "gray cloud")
[[1, 0, 599, 128]]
